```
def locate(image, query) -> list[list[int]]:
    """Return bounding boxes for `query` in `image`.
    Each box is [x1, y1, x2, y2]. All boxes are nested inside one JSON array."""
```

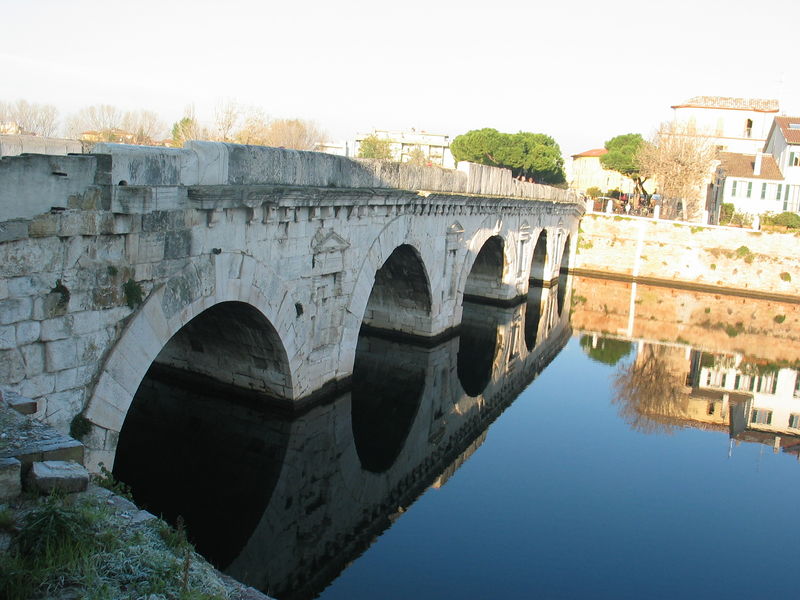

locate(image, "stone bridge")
[[114, 292, 572, 598], [0, 142, 583, 469]]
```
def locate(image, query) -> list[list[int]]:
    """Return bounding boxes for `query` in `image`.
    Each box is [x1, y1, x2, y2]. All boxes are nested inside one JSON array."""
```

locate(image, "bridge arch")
[[529, 229, 549, 284], [361, 244, 432, 336], [556, 233, 572, 315], [83, 252, 301, 469], [340, 217, 437, 377]]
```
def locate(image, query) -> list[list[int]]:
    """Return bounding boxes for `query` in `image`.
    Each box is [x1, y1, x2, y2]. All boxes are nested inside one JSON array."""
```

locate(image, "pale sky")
[[3, 0, 798, 157]]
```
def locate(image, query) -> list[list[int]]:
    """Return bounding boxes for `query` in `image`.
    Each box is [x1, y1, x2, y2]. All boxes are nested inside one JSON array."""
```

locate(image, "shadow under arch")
[[351, 335, 426, 473], [361, 244, 432, 337], [529, 229, 548, 284], [463, 235, 505, 301], [556, 234, 572, 315], [113, 301, 293, 569]]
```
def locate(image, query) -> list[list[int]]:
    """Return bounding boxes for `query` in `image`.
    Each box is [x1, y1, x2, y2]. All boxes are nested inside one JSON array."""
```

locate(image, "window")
[[777, 184, 783, 200], [790, 152, 799, 167], [751, 409, 773, 425], [731, 180, 737, 196], [707, 402, 716, 415], [745, 118, 753, 138], [789, 414, 800, 429], [761, 183, 767, 199], [746, 182, 753, 198]]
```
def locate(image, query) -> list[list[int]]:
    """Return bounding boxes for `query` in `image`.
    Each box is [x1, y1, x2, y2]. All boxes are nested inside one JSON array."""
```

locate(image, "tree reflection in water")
[[611, 343, 690, 434]]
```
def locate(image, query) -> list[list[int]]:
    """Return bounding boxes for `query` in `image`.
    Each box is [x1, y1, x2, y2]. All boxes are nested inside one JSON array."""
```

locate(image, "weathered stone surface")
[[0, 457, 22, 501], [26, 460, 89, 494], [2, 388, 38, 415]]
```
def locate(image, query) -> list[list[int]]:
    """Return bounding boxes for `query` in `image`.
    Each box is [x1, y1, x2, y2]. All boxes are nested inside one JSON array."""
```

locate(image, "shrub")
[[586, 186, 601, 198], [774, 314, 786, 324], [768, 212, 800, 229], [780, 272, 792, 282], [69, 414, 91, 440], [719, 203, 734, 224], [122, 278, 144, 309]]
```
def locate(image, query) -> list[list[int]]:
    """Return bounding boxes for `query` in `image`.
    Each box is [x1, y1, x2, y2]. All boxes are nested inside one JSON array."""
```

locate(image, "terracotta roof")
[[774, 116, 800, 144], [571, 148, 607, 158], [671, 96, 779, 112], [717, 152, 783, 180]]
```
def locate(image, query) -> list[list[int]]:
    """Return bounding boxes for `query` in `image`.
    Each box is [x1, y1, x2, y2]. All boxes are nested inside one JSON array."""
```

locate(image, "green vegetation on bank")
[[0, 491, 233, 600]]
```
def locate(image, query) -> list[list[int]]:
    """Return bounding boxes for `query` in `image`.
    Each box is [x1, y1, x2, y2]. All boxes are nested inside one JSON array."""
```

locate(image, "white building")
[[711, 116, 800, 219], [671, 96, 779, 154], [764, 116, 800, 188], [354, 129, 455, 168]]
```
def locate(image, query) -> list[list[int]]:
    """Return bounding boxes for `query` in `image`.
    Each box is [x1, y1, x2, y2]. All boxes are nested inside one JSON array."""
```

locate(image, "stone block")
[[0, 297, 33, 325], [2, 389, 38, 415], [20, 343, 45, 377], [20, 372, 55, 398], [28, 213, 59, 237], [0, 457, 22, 502], [43, 389, 85, 432], [0, 220, 29, 244], [16, 320, 41, 345], [0, 349, 25, 383], [41, 315, 74, 341], [0, 324, 14, 349], [45, 338, 79, 371], [26, 460, 89, 494]]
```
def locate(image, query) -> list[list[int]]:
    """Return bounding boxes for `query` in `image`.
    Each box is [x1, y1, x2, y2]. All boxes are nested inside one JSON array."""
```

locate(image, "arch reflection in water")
[[116, 288, 570, 599], [114, 301, 292, 568], [556, 235, 571, 315], [524, 284, 544, 351], [114, 370, 290, 569], [351, 335, 426, 473], [457, 301, 502, 397]]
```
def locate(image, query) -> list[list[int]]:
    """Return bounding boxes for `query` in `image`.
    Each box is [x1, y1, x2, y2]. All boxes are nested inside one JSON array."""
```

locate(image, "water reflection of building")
[[572, 274, 800, 458], [582, 331, 800, 458], [687, 350, 800, 452]]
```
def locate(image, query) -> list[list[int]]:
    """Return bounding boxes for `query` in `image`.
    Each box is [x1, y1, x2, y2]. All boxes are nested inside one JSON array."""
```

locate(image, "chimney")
[[754, 152, 763, 176]]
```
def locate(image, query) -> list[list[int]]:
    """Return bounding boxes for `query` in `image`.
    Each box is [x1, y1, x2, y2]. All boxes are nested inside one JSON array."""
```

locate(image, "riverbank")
[[0, 394, 272, 600], [574, 213, 800, 297]]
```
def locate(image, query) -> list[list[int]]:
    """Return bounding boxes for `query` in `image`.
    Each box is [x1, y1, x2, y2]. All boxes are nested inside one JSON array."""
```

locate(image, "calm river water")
[[115, 275, 800, 599]]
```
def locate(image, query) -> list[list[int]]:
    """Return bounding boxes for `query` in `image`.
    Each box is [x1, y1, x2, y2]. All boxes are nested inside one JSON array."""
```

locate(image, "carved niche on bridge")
[[310, 228, 351, 349]]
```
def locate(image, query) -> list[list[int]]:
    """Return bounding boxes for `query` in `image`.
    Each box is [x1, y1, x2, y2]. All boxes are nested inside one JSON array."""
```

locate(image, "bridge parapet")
[[1, 142, 579, 222]]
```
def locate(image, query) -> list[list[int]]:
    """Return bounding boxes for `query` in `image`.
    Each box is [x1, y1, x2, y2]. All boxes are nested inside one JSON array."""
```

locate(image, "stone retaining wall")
[[573, 213, 800, 298]]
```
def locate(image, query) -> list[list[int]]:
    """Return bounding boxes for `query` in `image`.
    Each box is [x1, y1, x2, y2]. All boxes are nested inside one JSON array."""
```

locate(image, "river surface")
[[115, 276, 800, 599]]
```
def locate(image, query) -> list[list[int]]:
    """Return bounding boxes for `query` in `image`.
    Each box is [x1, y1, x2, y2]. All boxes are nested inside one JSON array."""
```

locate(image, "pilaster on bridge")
[[0, 141, 583, 469]]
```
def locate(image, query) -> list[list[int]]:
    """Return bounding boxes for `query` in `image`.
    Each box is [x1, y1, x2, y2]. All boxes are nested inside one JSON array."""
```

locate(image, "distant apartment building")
[[354, 129, 455, 168], [671, 96, 779, 154]]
